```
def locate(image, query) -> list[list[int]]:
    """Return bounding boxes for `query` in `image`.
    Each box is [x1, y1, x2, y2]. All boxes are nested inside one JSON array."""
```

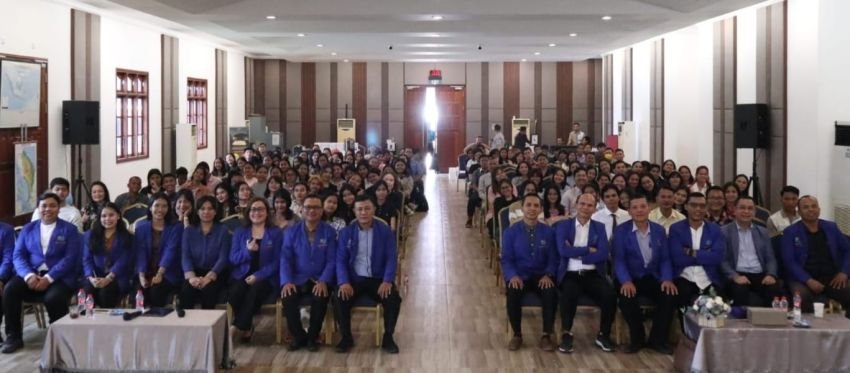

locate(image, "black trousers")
[[84, 281, 122, 308], [467, 193, 481, 219], [673, 277, 717, 309], [334, 278, 402, 340], [142, 280, 177, 308], [228, 278, 273, 331], [789, 276, 850, 317], [3, 276, 73, 340], [726, 273, 784, 307], [617, 276, 675, 347], [180, 269, 224, 310], [559, 271, 616, 337], [505, 275, 557, 336], [282, 280, 331, 342]]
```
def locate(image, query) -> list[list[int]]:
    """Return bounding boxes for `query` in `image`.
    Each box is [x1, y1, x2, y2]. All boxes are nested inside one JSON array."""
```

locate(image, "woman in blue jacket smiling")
[[181, 196, 231, 309], [82, 202, 132, 308], [228, 197, 281, 341], [135, 193, 183, 307]]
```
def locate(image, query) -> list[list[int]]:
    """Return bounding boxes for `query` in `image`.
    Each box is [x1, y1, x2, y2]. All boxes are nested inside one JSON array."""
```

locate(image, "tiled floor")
[[0, 173, 674, 372]]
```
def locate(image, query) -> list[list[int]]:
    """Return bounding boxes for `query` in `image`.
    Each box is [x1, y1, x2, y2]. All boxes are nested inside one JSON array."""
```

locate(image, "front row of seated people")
[[0, 192, 401, 354], [502, 191, 850, 354]]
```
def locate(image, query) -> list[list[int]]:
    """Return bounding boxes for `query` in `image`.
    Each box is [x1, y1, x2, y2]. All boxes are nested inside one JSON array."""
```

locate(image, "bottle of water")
[[779, 296, 788, 311], [771, 296, 781, 310], [85, 294, 95, 319], [135, 289, 145, 311], [793, 291, 802, 322], [75, 288, 86, 316]]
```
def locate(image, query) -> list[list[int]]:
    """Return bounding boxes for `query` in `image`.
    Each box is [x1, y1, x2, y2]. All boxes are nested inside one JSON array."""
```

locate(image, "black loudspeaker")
[[62, 100, 100, 145], [836, 123, 850, 146], [734, 104, 770, 149]]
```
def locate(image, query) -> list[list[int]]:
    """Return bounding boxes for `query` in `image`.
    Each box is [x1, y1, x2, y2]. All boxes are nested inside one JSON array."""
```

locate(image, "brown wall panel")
[[503, 62, 520, 145], [352, 62, 367, 144], [556, 62, 573, 141], [252, 59, 265, 115], [330, 62, 338, 142], [301, 62, 316, 145]]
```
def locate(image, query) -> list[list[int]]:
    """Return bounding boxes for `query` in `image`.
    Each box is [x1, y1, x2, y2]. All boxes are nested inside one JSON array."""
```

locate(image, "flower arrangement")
[[691, 295, 732, 328]]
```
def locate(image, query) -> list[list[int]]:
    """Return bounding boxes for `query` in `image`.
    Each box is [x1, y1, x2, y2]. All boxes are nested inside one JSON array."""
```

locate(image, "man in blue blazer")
[[613, 194, 676, 355], [335, 194, 401, 354], [669, 192, 726, 310], [501, 194, 558, 352], [553, 193, 616, 354], [0, 223, 15, 343], [280, 194, 337, 352], [3, 193, 81, 353], [720, 196, 783, 307], [781, 196, 850, 316]]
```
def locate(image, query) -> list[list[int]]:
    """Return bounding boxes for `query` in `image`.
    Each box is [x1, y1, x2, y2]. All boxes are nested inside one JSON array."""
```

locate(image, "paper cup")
[[814, 302, 825, 318]]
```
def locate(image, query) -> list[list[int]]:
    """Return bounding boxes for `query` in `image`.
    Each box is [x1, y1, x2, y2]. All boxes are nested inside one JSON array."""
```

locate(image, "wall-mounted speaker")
[[734, 103, 770, 149], [62, 100, 100, 145], [836, 122, 850, 146]]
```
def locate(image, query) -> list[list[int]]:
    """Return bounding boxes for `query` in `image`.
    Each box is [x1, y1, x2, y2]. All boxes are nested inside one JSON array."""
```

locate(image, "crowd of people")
[[463, 126, 850, 354], [0, 144, 430, 354]]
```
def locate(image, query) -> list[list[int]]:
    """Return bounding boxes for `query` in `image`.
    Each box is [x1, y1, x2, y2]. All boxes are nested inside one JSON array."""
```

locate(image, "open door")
[[436, 86, 466, 173], [403, 87, 426, 151]]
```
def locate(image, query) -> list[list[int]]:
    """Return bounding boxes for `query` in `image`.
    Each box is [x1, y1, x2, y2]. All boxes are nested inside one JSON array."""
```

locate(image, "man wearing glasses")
[[668, 192, 726, 308], [280, 194, 337, 351]]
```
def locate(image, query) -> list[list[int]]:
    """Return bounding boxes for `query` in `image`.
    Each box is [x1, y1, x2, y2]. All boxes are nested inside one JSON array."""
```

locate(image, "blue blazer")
[[500, 221, 557, 283], [781, 220, 850, 283], [612, 221, 672, 284], [134, 221, 183, 285], [280, 221, 337, 286], [230, 226, 283, 287], [14, 220, 82, 289], [668, 220, 725, 286], [554, 218, 610, 283], [336, 220, 397, 286], [0, 223, 14, 282], [181, 223, 231, 275], [83, 230, 132, 293], [720, 222, 777, 279]]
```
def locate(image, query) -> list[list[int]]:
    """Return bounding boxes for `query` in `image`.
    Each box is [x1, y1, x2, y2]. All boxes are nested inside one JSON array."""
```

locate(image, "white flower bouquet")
[[691, 295, 732, 328]]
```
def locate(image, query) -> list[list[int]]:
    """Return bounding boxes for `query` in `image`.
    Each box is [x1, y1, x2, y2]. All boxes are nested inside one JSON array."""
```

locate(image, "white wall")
[[99, 17, 163, 196], [736, 7, 758, 178], [227, 51, 246, 128], [632, 41, 652, 161], [0, 0, 71, 182], [612, 49, 624, 128], [179, 37, 217, 164]]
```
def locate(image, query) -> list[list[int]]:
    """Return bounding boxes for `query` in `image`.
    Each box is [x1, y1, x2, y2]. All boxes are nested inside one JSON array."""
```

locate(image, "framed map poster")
[[15, 142, 38, 216], [0, 60, 42, 128]]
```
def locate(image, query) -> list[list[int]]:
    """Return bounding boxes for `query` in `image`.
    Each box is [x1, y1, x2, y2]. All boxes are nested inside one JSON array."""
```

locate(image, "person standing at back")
[[514, 127, 529, 149], [490, 124, 505, 150], [567, 122, 585, 146]]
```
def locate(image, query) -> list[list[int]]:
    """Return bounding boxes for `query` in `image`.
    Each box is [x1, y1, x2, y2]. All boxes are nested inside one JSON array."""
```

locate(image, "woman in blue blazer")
[[135, 193, 183, 307], [180, 196, 231, 310], [228, 197, 281, 341], [83, 202, 132, 308]]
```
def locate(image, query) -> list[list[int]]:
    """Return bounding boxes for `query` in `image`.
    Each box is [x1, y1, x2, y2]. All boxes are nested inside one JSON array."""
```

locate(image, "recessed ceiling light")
[[297, 33, 305, 37], [521, 58, 527, 62], [331, 52, 337, 56], [265, 15, 276, 20], [601, 15, 612, 21], [343, 59, 349, 63], [432, 15, 443, 21], [548, 43, 556, 47], [316, 44, 324, 47], [569, 33, 578, 37], [534, 52, 541, 55]]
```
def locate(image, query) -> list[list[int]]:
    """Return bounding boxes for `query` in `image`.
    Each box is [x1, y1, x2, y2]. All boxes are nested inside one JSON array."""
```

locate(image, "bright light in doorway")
[[424, 87, 439, 132]]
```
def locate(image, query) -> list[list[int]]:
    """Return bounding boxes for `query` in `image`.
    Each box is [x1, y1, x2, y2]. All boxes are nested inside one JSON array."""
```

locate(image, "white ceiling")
[[74, 0, 769, 62]]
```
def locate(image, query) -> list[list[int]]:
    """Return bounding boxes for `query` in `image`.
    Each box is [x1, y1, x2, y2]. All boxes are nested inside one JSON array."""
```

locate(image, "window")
[[115, 70, 149, 161], [187, 78, 208, 149]]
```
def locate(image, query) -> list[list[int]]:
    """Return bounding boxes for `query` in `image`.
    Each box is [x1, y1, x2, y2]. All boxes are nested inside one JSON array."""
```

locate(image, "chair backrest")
[[126, 216, 147, 234], [498, 206, 512, 248], [458, 154, 470, 172], [122, 203, 149, 226], [220, 214, 244, 234], [754, 206, 771, 227], [771, 233, 784, 279]]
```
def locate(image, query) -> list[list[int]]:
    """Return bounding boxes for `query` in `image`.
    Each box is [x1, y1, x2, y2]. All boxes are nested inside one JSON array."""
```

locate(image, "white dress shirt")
[[31, 205, 83, 232], [592, 207, 631, 240], [681, 223, 712, 289], [567, 219, 596, 271], [561, 186, 582, 216], [24, 221, 57, 283]]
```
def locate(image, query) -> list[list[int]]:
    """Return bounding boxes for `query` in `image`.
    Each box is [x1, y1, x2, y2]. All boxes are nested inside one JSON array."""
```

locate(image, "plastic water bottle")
[[75, 289, 86, 316], [771, 296, 781, 310], [793, 291, 802, 322], [779, 296, 788, 311], [85, 294, 95, 319], [135, 289, 145, 311]]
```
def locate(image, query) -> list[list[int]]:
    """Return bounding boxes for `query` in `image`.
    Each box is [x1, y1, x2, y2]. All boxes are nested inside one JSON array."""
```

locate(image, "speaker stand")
[[72, 144, 90, 208], [749, 148, 763, 206]]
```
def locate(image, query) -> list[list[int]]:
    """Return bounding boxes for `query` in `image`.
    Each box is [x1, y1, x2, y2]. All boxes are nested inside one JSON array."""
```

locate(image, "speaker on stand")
[[734, 103, 770, 206], [62, 100, 100, 207]]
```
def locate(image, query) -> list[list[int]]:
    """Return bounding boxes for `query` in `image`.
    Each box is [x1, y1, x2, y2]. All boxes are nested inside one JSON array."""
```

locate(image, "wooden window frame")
[[115, 69, 149, 162], [187, 77, 208, 149]]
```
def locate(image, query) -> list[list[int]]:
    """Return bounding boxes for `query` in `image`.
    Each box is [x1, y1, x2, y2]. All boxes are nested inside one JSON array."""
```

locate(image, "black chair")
[[122, 203, 149, 227], [220, 214, 244, 234], [457, 154, 470, 192], [754, 206, 771, 227]]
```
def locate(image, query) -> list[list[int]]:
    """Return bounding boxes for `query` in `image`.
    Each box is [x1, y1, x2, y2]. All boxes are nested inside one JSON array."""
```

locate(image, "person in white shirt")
[[592, 185, 631, 240], [766, 185, 801, 237], [490, 124, 505, 150], [689, 166, 711, 194], [30, 178, 82, 232], [561, 167, 588, 217], [648, 185, 686, 233], [566, 122, 585, 146]]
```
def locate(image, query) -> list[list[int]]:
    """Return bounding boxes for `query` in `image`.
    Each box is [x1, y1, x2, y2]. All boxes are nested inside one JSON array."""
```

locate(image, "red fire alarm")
[[428, 69, 442, 84]]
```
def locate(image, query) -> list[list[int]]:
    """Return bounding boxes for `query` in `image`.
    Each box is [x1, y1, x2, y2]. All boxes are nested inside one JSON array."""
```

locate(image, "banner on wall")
[[0, 60, 42, 128], [14, 142, 38, 216]]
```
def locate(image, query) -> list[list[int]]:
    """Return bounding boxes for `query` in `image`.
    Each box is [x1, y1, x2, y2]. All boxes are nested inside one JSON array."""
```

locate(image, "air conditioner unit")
[[337, 118, 356, 143], [511, 117, 531, 144], [176, 123, 197, 170], [618, 121, 639, 162]]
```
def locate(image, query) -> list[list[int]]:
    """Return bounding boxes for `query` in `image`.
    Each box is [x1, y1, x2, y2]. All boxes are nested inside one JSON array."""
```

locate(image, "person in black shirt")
[[514, 127, 529, 149], [373, 181, 399, 231]]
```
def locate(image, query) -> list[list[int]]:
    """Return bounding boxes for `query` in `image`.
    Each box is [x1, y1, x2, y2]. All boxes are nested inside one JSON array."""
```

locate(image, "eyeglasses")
[[303, 205, 322, 210]]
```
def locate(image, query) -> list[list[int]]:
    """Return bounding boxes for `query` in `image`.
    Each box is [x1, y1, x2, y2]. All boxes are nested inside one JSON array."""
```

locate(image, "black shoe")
[[306, 339, 320, 352], [557, 333, 574, 353], [650, 343, 673, 355], [595, 333, 615, 352], [288, 337, 307, 351], [381, 334, 399, 354], [1, 339, 23, 354], [624, 342, 645, 354], [335, 337, 354, 353]]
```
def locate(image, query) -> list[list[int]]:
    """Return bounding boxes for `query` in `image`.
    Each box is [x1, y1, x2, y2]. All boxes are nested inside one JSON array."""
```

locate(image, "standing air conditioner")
[[618, 121, 639, 162], [176, 123, 197, 170], [337, 118, 356, 143], [511, 118, 531, 143]]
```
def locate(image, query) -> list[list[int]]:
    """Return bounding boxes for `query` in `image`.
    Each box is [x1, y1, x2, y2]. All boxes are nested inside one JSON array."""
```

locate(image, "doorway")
[[404, 85, 466, 173]]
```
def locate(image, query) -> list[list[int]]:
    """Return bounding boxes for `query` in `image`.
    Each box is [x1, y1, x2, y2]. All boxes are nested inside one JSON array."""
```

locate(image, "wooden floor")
[[0, 174, 674, 372]]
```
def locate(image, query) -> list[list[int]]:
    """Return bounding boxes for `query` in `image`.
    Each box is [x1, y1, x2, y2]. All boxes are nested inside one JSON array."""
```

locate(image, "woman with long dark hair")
[[180, 196, 231, 309], [212, 157, 228, 178], [542, 185, 567, 224], [723, 181, 741, 220], [83, 202, 132, 308], [639, 174, 659, 204], [337, 184, 357, 224], [140, 168, 163, 199], [321, 193, 347, 234], [215, 183, 238, 217], [82, 181, 111, 231], [135, 193, 182, 307], [373, 181, 399, 231], [734, 174, 750, 197], [272, 189, 299, 230], [234, 182, 253, 216], [678, 165, 694, 187]]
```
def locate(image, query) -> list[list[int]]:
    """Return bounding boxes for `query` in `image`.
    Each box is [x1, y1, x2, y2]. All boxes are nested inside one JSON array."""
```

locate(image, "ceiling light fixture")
[[569, 33, 578, 37], [297, 33, 305, 37], [432, 15, 443, 21], [331, 52, 337, 56], [316, 44, 324, 47], [548, 43, 556, 47], [343, 59, 349, 63], [265, 15, 276, 20], [601, 15, 612, 21], [521, 58, 527, 62], [534, 52, 541, 55]]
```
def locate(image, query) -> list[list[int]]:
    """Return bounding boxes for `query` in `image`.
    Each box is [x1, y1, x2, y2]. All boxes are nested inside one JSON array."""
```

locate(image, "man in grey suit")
[[721, 196, 784, 307]]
